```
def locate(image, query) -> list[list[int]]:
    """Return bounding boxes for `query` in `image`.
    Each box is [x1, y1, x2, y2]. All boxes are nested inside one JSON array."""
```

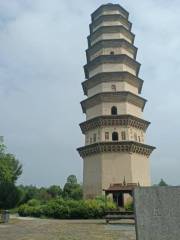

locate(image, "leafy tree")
[[0, 139, 22, 209], [0, 182, 21, 209], [158, 179, 168, 186], [18, 185, 39, 204], [0, 143, 22, 184], [63, 175, 83, 200], [67, 175, 78, 185], [47, 185, 62, 198]]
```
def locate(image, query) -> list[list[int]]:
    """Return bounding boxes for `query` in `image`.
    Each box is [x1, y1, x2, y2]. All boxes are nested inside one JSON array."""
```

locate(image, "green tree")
[[158, 179, 168, 186], [0, 182, 21, 209], [0, 139, 22, 209], [0, 143, 22, 184], [63, 175, 83, 200], [47, 185, 62, 198], [67, 175, 77, 184]]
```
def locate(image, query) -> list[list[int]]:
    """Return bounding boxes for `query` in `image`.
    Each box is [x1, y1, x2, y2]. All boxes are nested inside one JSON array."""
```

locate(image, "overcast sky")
[[0, 0, 180, 187]]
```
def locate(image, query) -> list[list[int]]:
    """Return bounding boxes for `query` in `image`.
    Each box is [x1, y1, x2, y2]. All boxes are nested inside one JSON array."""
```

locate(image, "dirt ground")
[[0, 217, 136, 240]]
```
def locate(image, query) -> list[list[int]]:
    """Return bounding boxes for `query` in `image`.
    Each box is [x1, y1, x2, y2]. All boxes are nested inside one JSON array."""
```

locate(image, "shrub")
[[124, 201, 133, 211], [43, 200, 70, 219], [27, 199, 41, 207], [18, 204, 43, 217], [18, 198, 116, 219]]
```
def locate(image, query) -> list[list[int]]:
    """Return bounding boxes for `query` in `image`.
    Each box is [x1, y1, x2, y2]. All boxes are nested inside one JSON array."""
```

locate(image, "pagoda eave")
[[86, 39, 137, 62], [81, 91, 147, 113], [84, 54, 141, 79], [77, 141, 156, 158], [88, 25, 135, 47], [79, 114, 150, 134], [89, 14, 132, 34], [82, 72, 143, 95], [91, 4, 129, 21]]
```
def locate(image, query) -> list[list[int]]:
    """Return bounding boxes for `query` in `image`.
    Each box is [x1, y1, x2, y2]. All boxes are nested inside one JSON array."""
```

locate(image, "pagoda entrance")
[[113, 192, 124, 207], [104, 183, 139, 208]]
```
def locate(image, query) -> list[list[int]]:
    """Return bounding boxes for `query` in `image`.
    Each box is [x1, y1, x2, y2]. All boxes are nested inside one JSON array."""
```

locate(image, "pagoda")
[[77, 3, 155, 199]]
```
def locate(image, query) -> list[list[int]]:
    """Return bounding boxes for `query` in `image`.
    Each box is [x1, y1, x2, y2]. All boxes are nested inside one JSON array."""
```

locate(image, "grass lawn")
[[0, 217, 136, 240]]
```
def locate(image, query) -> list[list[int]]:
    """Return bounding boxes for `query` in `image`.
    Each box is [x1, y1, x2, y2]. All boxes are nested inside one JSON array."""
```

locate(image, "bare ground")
[[0, 217, 136, 240]]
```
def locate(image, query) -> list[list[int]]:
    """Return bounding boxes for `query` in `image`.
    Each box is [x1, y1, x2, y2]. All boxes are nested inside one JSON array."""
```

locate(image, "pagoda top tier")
[[91, 4, 129, 21]]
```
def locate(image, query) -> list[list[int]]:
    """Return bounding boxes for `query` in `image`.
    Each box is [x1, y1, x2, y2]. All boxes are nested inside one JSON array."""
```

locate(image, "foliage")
[[47, 185, 62, 198], [0, 139, 22, 209], [0, 182, 21, 209], [158, 179, 168, 186], [18, 198, 116, 219], [63, 175, 83, 200], [124, 200, 133, 211], [0, 143, 22, 184], [67, 175, 77, 184]]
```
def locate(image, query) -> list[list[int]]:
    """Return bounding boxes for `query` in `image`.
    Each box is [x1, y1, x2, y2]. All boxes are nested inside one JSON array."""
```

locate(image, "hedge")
[[18, 197, 116, 219]]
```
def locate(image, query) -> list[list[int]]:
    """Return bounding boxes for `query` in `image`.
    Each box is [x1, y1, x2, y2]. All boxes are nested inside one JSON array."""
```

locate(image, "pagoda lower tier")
[[77, 141, 155, 199]]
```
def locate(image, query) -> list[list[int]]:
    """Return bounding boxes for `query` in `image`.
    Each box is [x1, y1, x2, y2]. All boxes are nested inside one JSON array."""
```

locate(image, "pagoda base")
[[82, 150, 151, 199]]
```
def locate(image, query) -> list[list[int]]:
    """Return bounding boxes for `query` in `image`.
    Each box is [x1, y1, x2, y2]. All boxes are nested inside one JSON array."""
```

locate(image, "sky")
[[0, 0, 180, 187]]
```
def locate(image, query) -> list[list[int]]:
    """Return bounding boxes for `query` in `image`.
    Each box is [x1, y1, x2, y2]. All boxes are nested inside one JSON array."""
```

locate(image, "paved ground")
[[0, 217, 136, 240]]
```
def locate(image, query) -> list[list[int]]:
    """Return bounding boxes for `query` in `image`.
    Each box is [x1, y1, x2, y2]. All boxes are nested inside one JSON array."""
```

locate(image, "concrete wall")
[[101, 152, 132, 190], [87, 81, 138, 97], [83, 152, 151, 199], [86, 102, 142, 120], [83, 154, 102, 199], [130, 153, 151, 186]]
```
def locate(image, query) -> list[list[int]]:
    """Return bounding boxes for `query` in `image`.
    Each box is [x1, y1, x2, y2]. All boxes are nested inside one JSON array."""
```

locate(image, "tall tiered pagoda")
[[77, 3, 155, 199]]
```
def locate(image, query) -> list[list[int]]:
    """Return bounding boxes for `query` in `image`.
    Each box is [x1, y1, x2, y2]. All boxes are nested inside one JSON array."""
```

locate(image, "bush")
[[124, 201, 133, 211], [18, 204, 43, 217], [18, 198, 116, 219], [43, 200, 70, 219], [27, 199, 41, 207]]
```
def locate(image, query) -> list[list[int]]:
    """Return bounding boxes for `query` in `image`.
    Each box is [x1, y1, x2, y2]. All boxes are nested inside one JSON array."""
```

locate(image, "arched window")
[[111, 106, 117, 115], [112, 132, 119, 141]]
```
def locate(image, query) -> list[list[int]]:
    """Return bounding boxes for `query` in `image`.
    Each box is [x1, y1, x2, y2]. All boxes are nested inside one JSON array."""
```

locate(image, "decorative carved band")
[[81, 91, 147, 113], [82, 71, 143, 95], [77, 141, 155, 157], [80, 115, 150, 133]]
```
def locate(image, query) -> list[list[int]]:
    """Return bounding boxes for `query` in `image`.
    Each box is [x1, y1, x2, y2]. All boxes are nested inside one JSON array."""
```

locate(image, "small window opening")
[[110, 51, 115, 55], [111, 106, 117, 115], [112, 132, 119, 141], [93, 133, 96, 143]]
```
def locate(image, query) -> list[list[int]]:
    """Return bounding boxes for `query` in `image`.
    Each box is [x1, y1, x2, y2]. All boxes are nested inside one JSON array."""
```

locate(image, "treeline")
[[18, 175, 83, 205], [17, 176, 116, 219]]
